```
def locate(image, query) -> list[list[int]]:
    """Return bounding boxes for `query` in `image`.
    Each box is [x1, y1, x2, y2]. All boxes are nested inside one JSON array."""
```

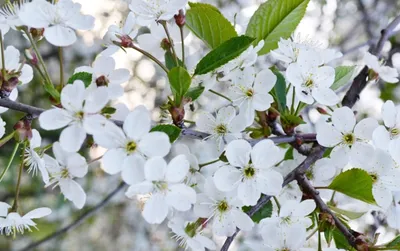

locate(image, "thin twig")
[[20, 182, 126, 251]]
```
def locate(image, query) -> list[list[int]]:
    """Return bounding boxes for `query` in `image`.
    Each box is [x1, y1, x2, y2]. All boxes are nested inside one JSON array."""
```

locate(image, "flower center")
[[153, 181, 168, 191], [126, 141, 137, 154], [214, 124, 227, 135], [243, 165, 256, 179], [217, 200, 229, 213], [60, 168, 70, 179], [390, 128, 400, 139], [342, 133, 355, 145], [75, 111, 84, 120], [96, 75, 109, 87], [245, 88, 254, 97], [305, 78, 314, 88]]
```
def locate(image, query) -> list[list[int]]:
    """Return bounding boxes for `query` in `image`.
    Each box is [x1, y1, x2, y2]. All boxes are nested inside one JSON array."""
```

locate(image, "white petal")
[[350, 142, 375, 167], [316, 123, 342, 147], [294, 199, 316, 216], [0, 202, 11, 217], [59, 124, 86, 152], [213, 165, 242, 192], [238, 180, 260, 206], [166, 184, 196, 211], [225, 139, 251, 167], [231, 209, 254, 231], [312, 66, 335, 88], [382, 100, 396, 128], [144, 157, 166, 181], [373, 184, 393, 209], [23, 208, 51, 219], [354, 118, 379, 140], [66, 153, 88, 178], [252, 139, 284, 168], [257, 169, 283, 196], [196, 112, 216, 133], [19, 64, 33, 84], [332, 107, 356, 133], [121, 155, 145, 185], [93, 56, 115, 76], [125, 181, 153, 197], [83, 86, 109, 113], [39, 108, 72, 130], [253, 93, 273, 111], [101, 149, 127, 174], [19, 0, 51, 28], [216, 106, 236, 124], [254, 68, 276, 93], [312, 88, 339, 106], [213, 213, 236, 236], [59, 179, 86, 209], [61, 80, 85, 112], [142, 193, 168, 224], [166, 155, 189, 183], [93, 121, 126, 149], [123, 106, 151, 140], [138, 132, 171, 158], [44, 25, 77, 47], [372, 126, 391, 150], [109, 69, 130, 85]]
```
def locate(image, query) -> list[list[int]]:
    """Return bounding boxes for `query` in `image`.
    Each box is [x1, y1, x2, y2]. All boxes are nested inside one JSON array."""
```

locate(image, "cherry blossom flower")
[[75, 56, 130, 99], [230, 67, 276, 126], [286, 49, 339, 105], [260, 199, 316, 233], [220, 40, 264, 81], [93, 106, 171, 184], [39, 80, 109, 152], [24, 129, 49, 183], [0, 202, 51, 236], [0, 116, 5, 138], [317, 107, 378, 166], [213, 139, 284, 206], [0, 0, 29, 32], [373, 100, 400, 155], [102, 12, 138, 56], [194, 179, 254, 236], [196, 106, 246, 152], [129, 0, 188, 25], [359, 149, 400, 209], [364, 52, 399, 83], [125, 155, 196, 224], [386, 192, 400, 230], [19, 0, 95, 47], [44, 142, 88, 209], [168, 217, 216, 251]]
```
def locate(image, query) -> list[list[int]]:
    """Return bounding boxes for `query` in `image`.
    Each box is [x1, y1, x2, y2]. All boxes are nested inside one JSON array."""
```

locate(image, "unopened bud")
[[24, 49, 38, 66], [13, 119, 32, 142], [174, 9, 186, 27], [119, 35, 134, 48], [169, 106, 185, 126], [1, 76, 19, 95], [317, 107, 328, 115], [95, 75, 109, 87], [160, 38, 171, 51], [30, 27, 44, 40]]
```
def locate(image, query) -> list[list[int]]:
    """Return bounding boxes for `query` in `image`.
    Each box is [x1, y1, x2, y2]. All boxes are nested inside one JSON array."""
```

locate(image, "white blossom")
[[129, 0, 187, 25], [24, 129, 49, 183], [364, 52, 399, 83], [19, 0, 95, 46]]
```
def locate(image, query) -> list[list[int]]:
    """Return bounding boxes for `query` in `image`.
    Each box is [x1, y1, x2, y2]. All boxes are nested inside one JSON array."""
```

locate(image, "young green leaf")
[[185, 86, 205, 101], [246, 0, 310, 55], [273, 70, 287, 112], [150, 124, 181, 143], [67, 72, 93, 87], [186, 2, 237, 49], [332, 228, 356, 250], [194, 35, 255, 75], [331, 66, 356, 90], [243, 200, 273, 223], [168, 67, 192, 105], [164, 51, 185, 70], [387, 235, 400, 248], [328, 205, 366, 220], [328, 168, 376, 204]]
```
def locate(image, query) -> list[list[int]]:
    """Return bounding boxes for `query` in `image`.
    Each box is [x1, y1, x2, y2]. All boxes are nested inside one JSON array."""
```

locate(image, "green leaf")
[[150, 124, 181, 143], [101, 106, 117, 118], [273, 70, 286, 112], [43, 82, 60, 101], [328, 205, 366, 220], [387, 235, 400, 248], [67, 72, 93, 87], [284, 147, 294, 160], [246, 0, 310, 55], [328, 168, 376, 204], [332, 228, 356, 250], [185, 86, 205, 101], [331, 66, 356, 90], [243, 200, 273, 223], [280, 114, 306, 125], [164, 51, 185, 70], [194, 35, 255, 75], [186, 2, 237, 49], [168, 67, 192, 105]]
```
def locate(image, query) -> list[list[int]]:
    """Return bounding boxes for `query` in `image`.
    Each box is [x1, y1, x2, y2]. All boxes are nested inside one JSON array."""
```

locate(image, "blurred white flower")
[[129, 0, 187, 25], [24, 129, 49, 183], [19, 0, 94, 46], [44, 142, 88, 209], [0, 116, 5, 138], [364, 52, 399, 83], [0, 0, 29, 32], [0, 202, 51, 236]]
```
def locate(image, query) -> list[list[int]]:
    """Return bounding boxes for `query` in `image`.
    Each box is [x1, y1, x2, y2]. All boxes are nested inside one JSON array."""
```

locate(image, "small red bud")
[[174, 9, 186, 27], [25, 49, 38, 66], [317, 107, 328, 115], [120, 35, 134, 48], [95, 75, 109, 87]]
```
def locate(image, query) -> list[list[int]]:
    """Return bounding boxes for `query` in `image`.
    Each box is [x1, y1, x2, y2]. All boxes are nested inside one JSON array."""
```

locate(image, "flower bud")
[[119, 35, 134, 48], [24, 49, 38, 66], [13, 119, 32, 142], [316, 107, 328, 115], [174, 9, 186, 27], [169, 106, 185, 126], [95, 75, 109, 87], [160, 38, 171, 51], [30, 27, 45, 40]]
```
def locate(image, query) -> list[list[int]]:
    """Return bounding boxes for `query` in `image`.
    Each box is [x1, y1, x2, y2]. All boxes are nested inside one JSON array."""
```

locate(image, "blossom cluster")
[[0, 0, 400, 250]]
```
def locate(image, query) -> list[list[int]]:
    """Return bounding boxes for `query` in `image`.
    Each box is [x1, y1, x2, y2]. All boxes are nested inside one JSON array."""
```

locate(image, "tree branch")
[[19, 182, 126, 251]]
